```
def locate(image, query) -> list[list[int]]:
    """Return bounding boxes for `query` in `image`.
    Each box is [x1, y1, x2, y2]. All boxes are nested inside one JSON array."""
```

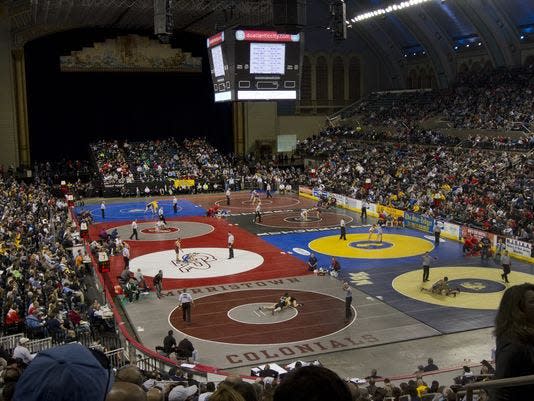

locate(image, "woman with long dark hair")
[[492, 283, 534, 401]]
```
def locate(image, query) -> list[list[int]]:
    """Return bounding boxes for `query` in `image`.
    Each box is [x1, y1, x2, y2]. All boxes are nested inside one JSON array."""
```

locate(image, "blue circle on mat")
[[447, 279, 506, 294], [349, 241, 393, 250]]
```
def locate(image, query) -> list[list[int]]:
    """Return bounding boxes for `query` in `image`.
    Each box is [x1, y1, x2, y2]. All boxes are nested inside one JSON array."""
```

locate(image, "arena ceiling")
[[2, 0, 533, 86]]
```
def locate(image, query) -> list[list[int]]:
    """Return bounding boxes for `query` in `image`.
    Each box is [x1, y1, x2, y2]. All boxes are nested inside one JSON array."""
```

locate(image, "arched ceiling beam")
[[367, 19, 410, 86], [394, 9, 455, 88], [455, 0, 520, 67], [352, 23, 403, 90], [442, 1, 502, 68]]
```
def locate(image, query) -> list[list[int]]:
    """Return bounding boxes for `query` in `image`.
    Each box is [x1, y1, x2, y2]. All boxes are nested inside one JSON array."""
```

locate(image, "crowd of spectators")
[[91, 138, 304, 194], [350, 67, 534, 131], [92, 140, 134, 186], [0, 346, 496, 401], [441, 68, 534, 130], [0, 175, 120, 371], [320, 126, 534, 150], [296, 128, 533, 239]]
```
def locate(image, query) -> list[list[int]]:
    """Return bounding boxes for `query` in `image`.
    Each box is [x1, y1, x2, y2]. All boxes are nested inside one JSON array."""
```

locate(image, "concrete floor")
[[224, 327, 495, 382]]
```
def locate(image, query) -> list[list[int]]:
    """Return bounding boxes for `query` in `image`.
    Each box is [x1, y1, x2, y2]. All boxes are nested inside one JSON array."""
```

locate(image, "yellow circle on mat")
[[393, 266, 534, 310], [308, 233, 434, 259]]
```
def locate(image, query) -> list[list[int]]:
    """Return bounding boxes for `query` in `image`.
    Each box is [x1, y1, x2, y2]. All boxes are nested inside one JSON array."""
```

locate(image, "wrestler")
[[174, 238, 181, 261], [368, 224, 383, 242]]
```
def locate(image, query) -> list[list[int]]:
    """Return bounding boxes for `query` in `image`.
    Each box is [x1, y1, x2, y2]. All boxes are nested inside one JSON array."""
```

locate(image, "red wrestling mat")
[[169, 289, 348, 344], [192, 193, 318, 213], [89, 216, 309, 289]]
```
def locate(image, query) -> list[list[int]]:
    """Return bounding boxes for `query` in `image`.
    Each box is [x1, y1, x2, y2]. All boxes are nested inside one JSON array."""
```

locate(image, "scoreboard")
[[207, 29, 303, 102]]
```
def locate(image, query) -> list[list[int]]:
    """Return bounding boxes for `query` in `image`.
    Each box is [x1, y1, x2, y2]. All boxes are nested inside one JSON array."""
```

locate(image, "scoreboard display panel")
[[207, 29, 303, 102], [207, 31, 234, 102]]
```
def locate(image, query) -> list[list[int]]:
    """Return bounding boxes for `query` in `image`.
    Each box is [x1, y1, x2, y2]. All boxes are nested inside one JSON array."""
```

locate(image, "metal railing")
[[0, 333, 24, 351], [27, 337, 53, 354], [105, 348, 129, 369], [462, 374, 534, 401]]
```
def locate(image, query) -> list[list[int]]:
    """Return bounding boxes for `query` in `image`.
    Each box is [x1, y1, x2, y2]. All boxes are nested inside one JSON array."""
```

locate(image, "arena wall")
[[278, 115, 326, 141]]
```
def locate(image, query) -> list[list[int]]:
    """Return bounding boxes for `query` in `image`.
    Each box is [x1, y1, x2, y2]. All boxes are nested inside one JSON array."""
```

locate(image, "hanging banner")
[[346, 197, 362, 212], [505, 238, 533, 259], [298, 186, 314, 198], [404, 211, 434, 233], [172, 179, 195, 188], [435, 220, 461, 241], [377, 204, 405, 219]]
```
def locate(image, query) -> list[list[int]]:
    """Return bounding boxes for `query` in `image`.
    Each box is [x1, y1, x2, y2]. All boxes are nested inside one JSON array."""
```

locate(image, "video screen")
[[211, 45, 225, 77], [250, 43, 286, 75], [206, 31, 234, 102], [207, 29, 303, 102]]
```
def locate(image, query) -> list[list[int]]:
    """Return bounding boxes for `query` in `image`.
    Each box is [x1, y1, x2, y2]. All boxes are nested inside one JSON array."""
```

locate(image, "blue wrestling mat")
[[263, 226, 534, 333], [75, 199, 206, 222]]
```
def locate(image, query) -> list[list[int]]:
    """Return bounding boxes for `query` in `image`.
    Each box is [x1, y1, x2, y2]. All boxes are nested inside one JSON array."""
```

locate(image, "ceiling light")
[[349, 0, 432, 23]]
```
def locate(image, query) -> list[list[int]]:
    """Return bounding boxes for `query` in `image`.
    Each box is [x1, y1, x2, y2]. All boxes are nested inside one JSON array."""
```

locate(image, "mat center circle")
[[141, 227, 179, 234], [241, 200, 273, 205], [447, 279, 506, 293], [349, 240, 393, 250], [227, 303, 298, 325], [284, 216, 322, 223]]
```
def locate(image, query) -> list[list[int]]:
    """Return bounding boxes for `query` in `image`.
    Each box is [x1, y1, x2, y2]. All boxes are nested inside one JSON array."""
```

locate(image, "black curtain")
[[24, 28, 232, 161]]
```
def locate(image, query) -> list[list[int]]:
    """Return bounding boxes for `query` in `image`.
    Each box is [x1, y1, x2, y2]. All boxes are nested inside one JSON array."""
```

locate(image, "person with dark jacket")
[[176, 337, 195, 359], [259, 364, 279, 379], [492, 283, 534, 401], [162, 330, 176, 356], [423, 358, 439, 372]]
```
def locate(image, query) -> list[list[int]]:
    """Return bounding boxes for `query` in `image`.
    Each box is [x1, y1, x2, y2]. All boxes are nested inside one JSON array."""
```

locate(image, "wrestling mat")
[[81, 196, 534, 368], [263, 226, 534, 333]]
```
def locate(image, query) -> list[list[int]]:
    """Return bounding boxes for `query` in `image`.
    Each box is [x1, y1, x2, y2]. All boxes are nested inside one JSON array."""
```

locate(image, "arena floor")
[[78, 192, 534, 376]]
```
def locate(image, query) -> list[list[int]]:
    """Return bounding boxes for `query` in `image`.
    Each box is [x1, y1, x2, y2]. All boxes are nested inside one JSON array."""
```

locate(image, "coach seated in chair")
[[176, 337, 198, 362], [124, 277, 140, 303], [307, 253, 318, 272]]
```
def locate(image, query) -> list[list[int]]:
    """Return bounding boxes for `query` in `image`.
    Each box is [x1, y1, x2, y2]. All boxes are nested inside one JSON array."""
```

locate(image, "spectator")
[[364, 368, 382, 380], [492, 283, 534, 401], [168, 384, 198, 401], [274, 366, 352, 401], [199, 382, 216, 401], [12, 338, 34, 366], [106, 382, 147, 401], [423, 358, 439, 372], [12, 343, 113, 401], [209, 385, 246, 401]]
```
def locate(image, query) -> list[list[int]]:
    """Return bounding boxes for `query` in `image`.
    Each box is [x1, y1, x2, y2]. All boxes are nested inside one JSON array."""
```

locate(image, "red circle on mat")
[[214, 195, 300, 211], [257, 211, 353, 229], [141, 227, 179, 234], [168, 289, 350, 344]]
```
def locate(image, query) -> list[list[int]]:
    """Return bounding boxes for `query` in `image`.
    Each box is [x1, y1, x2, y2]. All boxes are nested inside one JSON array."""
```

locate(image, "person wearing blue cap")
[[13, 343, 113, 401]]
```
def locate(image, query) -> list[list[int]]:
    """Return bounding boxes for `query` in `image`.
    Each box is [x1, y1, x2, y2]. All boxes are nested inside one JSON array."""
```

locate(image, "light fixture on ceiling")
[[348, 0, 432, 23]]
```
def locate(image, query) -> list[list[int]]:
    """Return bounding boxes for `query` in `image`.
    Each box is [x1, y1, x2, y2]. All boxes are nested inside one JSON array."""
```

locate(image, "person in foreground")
[[273, 365, 352, 401], [492, 283, 534, 401], [12, 343, 113, 401]]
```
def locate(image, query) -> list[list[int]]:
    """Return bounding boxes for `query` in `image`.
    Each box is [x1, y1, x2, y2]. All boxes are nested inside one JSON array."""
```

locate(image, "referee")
[[339, 218, 347, 240], [178, 288, 194, 323], [343, 282, 353, 323], [129, 219, 138, 240]]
